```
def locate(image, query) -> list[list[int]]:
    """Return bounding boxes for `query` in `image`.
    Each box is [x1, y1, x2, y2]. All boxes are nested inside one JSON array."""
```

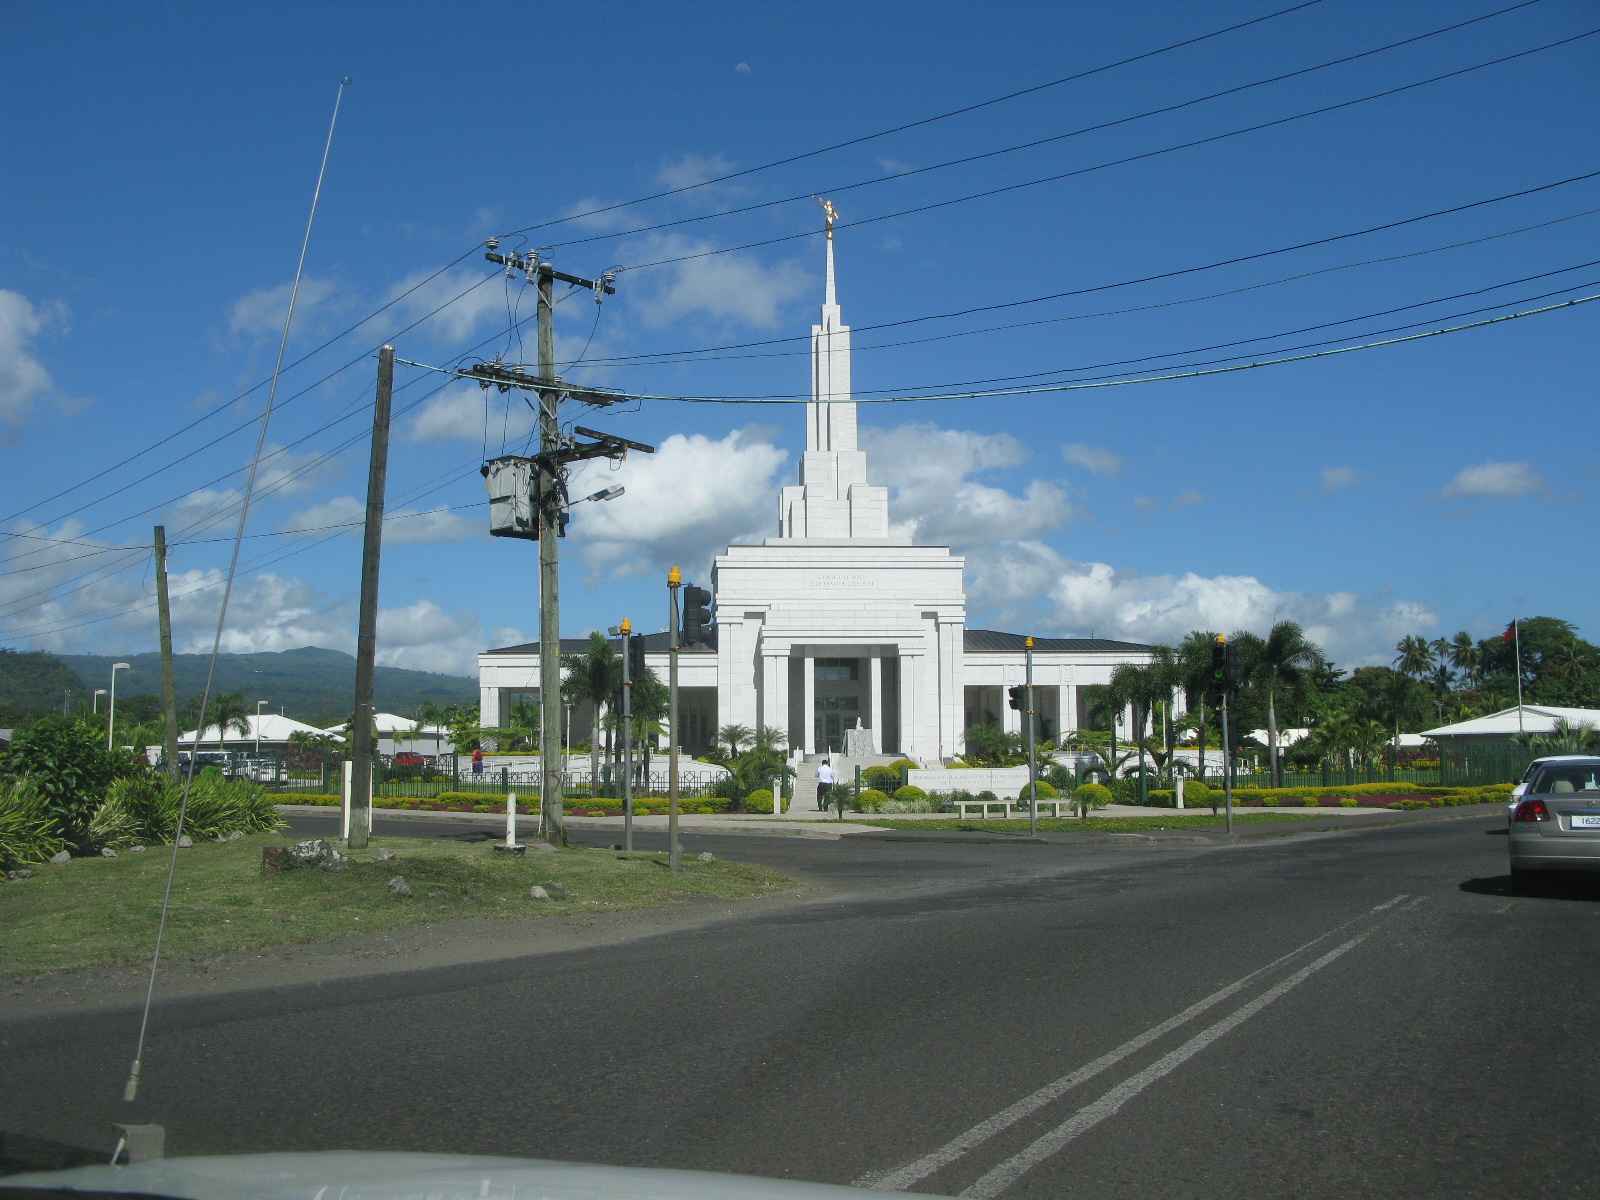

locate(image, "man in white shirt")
[[815, 759, 837, 811]]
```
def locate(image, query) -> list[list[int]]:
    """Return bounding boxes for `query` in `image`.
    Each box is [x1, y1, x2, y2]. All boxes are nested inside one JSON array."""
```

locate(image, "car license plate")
[[1570, 814, 1600, 829]]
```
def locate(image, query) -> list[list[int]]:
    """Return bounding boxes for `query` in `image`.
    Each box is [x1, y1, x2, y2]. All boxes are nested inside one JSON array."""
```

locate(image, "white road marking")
[[855, 895, 1414, 1193], [960, 899, 1425, 1198]]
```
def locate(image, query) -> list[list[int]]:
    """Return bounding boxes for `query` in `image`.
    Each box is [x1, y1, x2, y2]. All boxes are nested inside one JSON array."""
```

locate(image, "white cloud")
[[625, 233, 811, 330], [1170, 489, 1206, 510], [405, 384, 537, 445], [374, 598, 509, 674], [655, 153, 734, 191], [386, 506, 480, 545], [0, 289, 62, 441], [227, 277, 341, 338], [1320, 466, 1360, 493], [862, 423, 1080, 547], [388, 268, 508, 343], [965, 540, 1435, 668], [168, 488, 243, 537], [1441, 461, 1545, 500], [256, 442, 342, 498], [286, 496, 363, 531], [568, 428, 789, 580], [875, 156, 916, 175], [1061, 443, 1123, 476]]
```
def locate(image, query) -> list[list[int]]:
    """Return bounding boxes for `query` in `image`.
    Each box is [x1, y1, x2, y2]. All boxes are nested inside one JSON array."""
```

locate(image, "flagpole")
[[1513, 616, 1524, 733]]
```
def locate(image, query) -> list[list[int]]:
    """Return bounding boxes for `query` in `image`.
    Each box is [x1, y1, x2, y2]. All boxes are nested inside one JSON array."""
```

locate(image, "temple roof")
[[485, 630, 717, 656], [963, 629, 1153, 654]]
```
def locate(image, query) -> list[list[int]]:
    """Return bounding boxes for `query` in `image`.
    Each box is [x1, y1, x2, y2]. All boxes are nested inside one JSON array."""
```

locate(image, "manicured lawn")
[[776, 812, 1334, 833], [0, 833, 792, 977]]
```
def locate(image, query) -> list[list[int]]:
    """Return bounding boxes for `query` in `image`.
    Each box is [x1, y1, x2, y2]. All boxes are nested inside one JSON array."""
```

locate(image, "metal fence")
[[266, 768, 721, 800], [1139, 745, 1529, 791]]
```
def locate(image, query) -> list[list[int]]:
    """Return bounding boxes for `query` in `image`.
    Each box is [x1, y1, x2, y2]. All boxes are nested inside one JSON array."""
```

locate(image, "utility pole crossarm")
[[485, 250, 616, 295]]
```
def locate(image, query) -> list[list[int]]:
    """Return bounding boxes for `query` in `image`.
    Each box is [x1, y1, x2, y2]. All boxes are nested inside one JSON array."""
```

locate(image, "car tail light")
[[1513, 798, 1550, 822]]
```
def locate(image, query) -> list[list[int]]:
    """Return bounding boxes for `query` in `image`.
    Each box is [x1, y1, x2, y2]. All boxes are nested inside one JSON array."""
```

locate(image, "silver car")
[[1508, 756, 1600, 890]]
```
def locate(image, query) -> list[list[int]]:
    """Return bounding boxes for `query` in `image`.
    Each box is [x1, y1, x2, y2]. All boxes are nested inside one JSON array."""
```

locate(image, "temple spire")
[[820, 196, 838, 310]]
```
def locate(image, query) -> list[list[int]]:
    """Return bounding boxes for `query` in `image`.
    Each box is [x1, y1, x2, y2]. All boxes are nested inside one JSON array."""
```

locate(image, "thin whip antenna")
[[121, 77, 351, 1109]]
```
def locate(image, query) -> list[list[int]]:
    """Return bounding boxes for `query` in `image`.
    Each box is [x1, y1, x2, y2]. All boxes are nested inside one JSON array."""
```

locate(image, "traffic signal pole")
[[1025, 636, 1038, 838], [620, 618, 633, 853]]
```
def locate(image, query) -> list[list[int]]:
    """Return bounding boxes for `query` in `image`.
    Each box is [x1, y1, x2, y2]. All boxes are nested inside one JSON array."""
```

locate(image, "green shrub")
[[1071, 782, 1113, 816], [1339, 797, 1359, 808], [862, 765, 901, 790], [743, 788, 775, 814], [857, 788, 891, 813], [279, 792, 341, 806], [0, 717, 127, 851], [1018, 780, 1057, 802], [1182, 781, 1212, 807], [893, 785, 927, 801], [1148, 789, 1175, 807], [0, 782, 67, 868], [94, 774, 285, 844], [887, 758, 919, 772]]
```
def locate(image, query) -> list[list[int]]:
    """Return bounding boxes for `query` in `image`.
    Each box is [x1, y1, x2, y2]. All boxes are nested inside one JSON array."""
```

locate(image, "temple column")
[[801, 652, 816, 753], [867, 652, 883, 753], [760, 651, 788, 741], [898, 654, 916, 761]]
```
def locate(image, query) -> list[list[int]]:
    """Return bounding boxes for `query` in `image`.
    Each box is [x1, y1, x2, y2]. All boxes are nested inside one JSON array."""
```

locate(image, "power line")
[[612, 28, 1600, 277], [617, 291, 1600, 405], [577, 205, 1600, 370], [539, 1, 1553, 255], [496, 0, 1334, 240]]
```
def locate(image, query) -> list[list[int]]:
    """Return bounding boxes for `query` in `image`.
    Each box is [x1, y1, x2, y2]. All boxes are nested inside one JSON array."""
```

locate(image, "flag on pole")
[[1502, 621, 1517, 644]]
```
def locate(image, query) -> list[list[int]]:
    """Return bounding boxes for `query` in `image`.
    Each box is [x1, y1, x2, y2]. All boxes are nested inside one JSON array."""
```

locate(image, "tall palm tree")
[[207, 692, 252, 763], [1108, 651, 1178, 798], [1446, 631, 1482, 688], [1233, 621, 1323, 788], [1394, 634, 1436, 681], [562, 632, 621, 793], [1176, 631, 1220, 781]]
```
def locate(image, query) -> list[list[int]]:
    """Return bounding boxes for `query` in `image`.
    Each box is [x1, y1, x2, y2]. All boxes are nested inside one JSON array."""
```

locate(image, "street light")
[[107, 663, 130, 752], [255, 700, 270, 758], [92, 689, 108, 713]]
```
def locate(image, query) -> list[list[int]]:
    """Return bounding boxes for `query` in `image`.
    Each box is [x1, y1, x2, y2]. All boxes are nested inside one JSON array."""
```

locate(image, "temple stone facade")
[[478, 223, 1154, 761]]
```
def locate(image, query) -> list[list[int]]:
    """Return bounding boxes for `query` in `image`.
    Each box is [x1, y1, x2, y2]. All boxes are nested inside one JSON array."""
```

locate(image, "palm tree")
[[1233, 621, 1323, 788], [1445, 631, 1482, 688], [1176, 631, 1220, 781], [1513, 717, 1600, 756], [562, 632, 620, 794], [207, 692, 252, 764], [715, 724, 754, 763], [1394, 634, 1436, 681]]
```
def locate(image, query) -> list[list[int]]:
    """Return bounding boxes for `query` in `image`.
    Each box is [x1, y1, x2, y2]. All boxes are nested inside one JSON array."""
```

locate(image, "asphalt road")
[[3, 816, 1597, 1198]]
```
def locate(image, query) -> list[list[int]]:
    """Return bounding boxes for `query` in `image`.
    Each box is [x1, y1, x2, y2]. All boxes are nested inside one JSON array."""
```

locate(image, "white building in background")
[[477, 220, 1155, 763]]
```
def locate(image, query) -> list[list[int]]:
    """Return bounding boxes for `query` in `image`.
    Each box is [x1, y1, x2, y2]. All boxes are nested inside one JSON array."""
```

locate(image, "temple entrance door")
[[815, 697, 860, 754]]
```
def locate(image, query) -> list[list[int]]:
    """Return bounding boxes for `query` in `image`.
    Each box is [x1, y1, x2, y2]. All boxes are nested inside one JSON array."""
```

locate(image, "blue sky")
[[2, 0, 1596, 679]]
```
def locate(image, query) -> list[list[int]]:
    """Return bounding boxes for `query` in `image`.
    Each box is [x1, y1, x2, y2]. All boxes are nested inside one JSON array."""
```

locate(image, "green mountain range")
[[8, 646, 476, 727]]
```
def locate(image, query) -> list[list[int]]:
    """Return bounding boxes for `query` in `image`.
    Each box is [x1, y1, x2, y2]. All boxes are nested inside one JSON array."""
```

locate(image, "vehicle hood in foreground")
[[1, 1150, 941, 1200]]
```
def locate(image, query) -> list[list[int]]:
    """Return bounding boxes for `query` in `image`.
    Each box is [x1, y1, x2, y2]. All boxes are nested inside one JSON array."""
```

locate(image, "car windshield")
[[1531, 765, 1600, 794]]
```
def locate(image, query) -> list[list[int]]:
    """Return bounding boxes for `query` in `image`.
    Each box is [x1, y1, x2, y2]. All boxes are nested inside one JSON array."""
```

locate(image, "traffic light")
[[682, 585, 713, 645], [1225, 641, 1243, 689], [1207, 635, 1227, 705], [628, 633, 647, 680], [1007, 685, 1025, 711]]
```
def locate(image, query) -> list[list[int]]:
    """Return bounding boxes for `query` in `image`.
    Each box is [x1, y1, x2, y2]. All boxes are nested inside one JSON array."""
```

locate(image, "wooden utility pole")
[[534, 266, 567, 848], [473, 246, 637, 848], [348, 345, 393, 849], [152, 526, 179, 779]]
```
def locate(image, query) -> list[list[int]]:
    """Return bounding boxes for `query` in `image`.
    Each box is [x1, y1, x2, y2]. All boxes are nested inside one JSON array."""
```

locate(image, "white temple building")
[[478, 219, 1155, 763]]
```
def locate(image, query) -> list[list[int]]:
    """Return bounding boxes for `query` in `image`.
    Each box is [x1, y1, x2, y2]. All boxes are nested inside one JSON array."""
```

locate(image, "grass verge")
[[774, 812, 1334, 833], [0, 833, 792, 977]]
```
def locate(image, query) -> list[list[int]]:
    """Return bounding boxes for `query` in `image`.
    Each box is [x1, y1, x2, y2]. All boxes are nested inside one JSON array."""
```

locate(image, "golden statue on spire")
[[816, 196, 838, 236]]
